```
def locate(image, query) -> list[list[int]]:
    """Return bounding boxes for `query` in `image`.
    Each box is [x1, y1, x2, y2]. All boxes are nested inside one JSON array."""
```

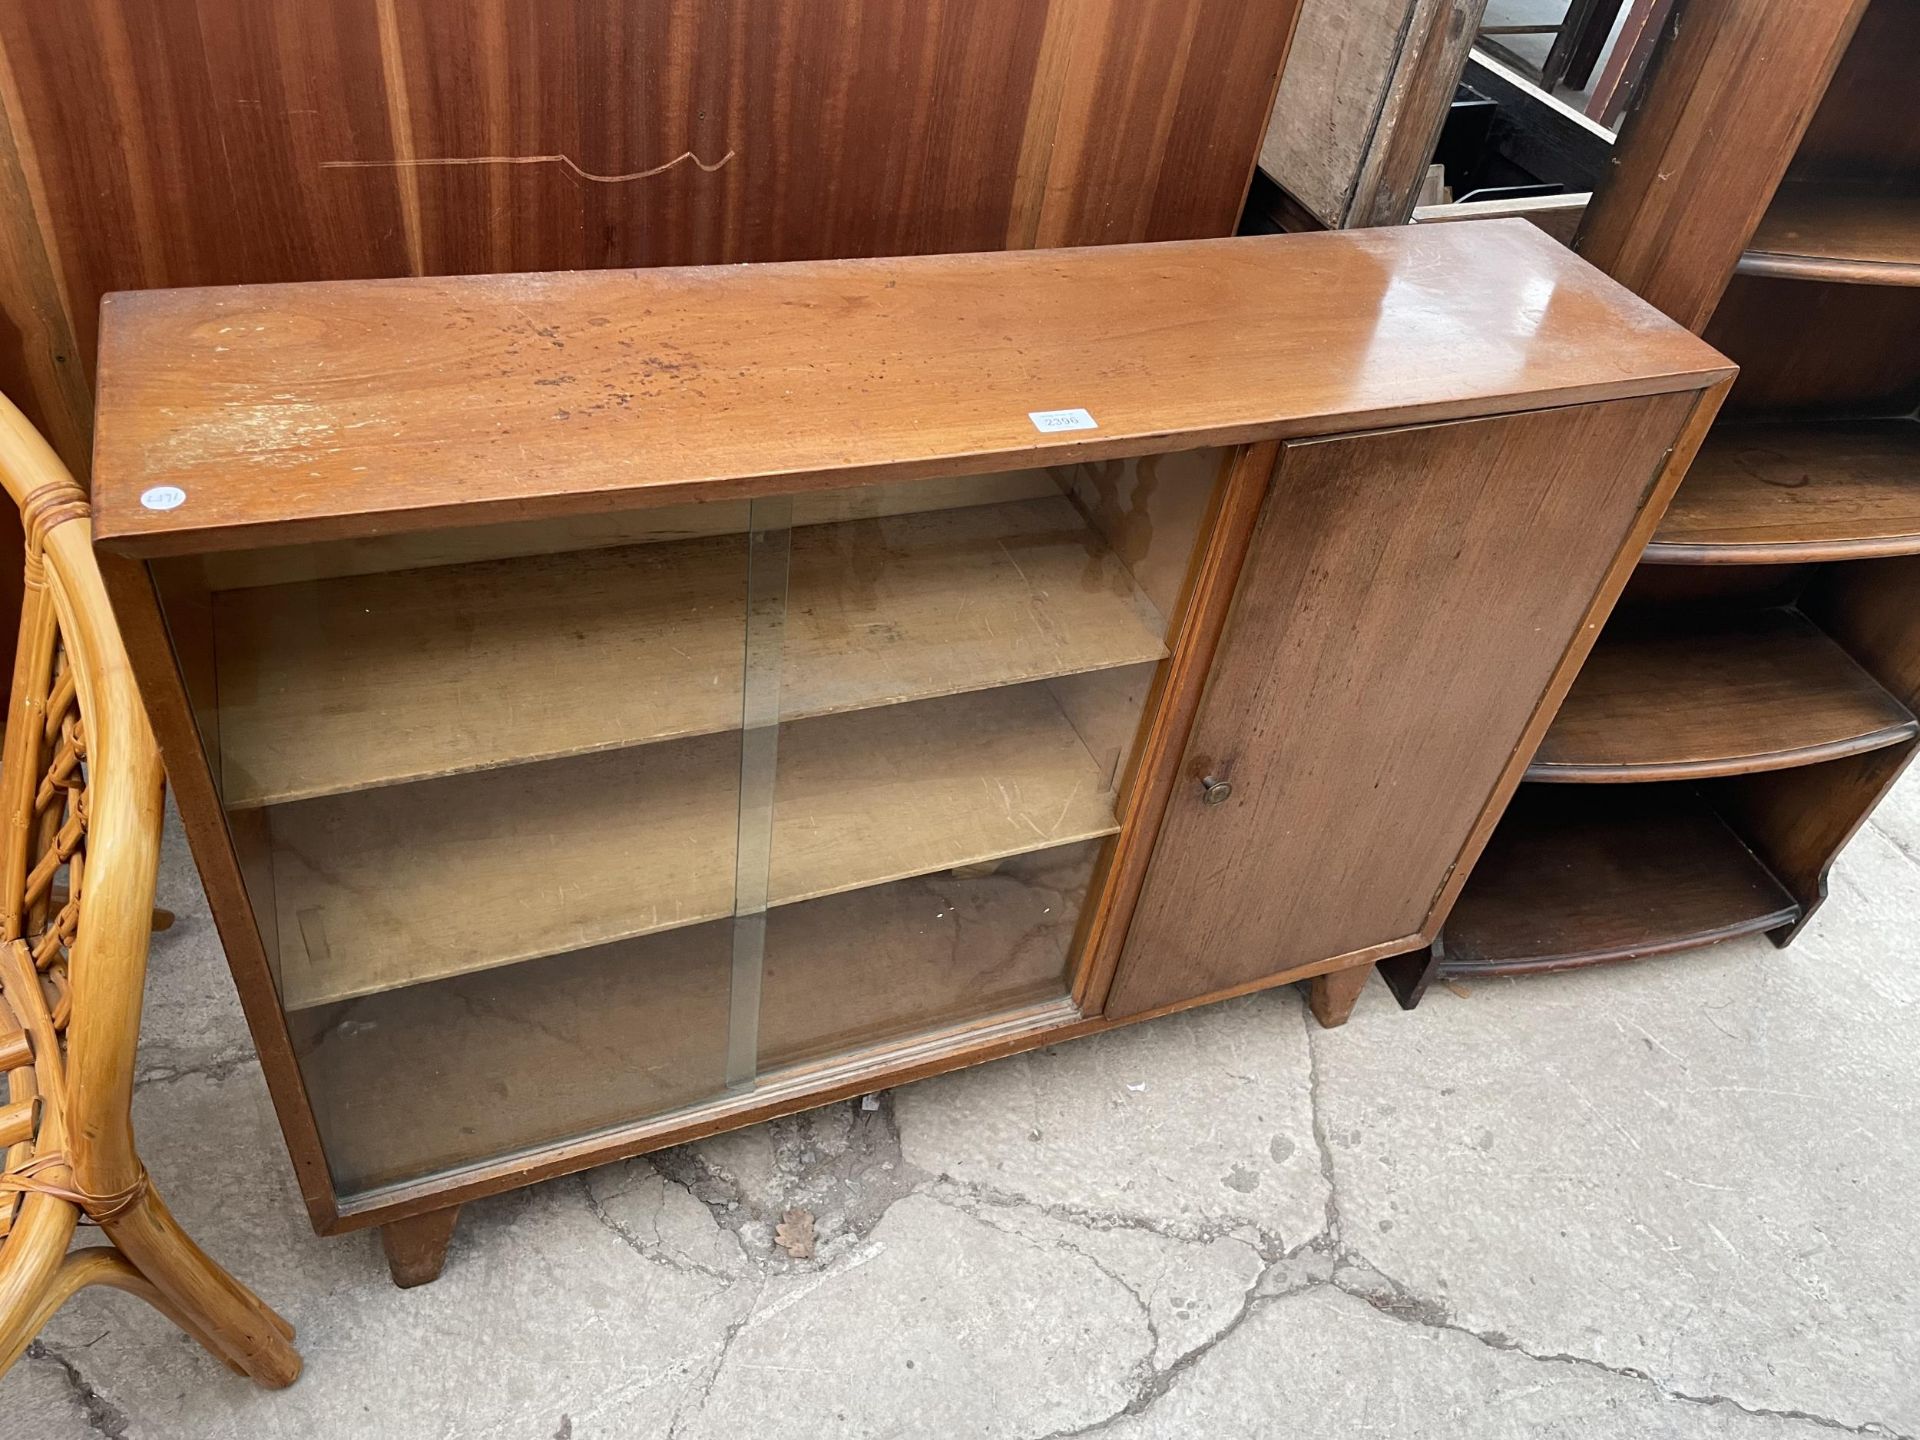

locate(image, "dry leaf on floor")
[[775, 1207, 816, 1260]]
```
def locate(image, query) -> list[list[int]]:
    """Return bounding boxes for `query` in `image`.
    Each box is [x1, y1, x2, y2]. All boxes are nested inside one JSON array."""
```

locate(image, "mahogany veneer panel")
[[0, 0, 1301, 375], [212, 494, 1166, 807], [1649, 420, 1920, 563], [1529, 609, 1918, 782], [1741, 183, 1920, 286], [269, 684, 1120, 1010], [1439, 787, 1800, 974], [89, 224, 1731, 556]]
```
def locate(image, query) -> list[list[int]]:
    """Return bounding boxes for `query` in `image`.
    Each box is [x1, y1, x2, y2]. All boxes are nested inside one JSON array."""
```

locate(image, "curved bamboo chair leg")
[[0, 1247, 249, 1379], [102, 1186, 301, 1387]]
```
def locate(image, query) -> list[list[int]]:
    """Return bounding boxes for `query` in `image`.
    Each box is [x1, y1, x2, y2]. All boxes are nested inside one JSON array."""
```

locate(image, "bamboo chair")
[[0, 394, 300, 1386]]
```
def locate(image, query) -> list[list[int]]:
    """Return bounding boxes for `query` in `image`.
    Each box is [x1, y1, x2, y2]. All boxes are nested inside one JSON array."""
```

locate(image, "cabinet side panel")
[[1105, 393, 1695, 1018]]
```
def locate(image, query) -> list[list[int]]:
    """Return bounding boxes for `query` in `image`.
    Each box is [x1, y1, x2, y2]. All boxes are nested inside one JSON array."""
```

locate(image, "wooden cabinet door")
[[1104, 393, 1696, 1018]]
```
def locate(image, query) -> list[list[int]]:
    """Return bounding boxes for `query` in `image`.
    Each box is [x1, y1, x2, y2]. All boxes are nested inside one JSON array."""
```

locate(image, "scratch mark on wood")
[[323, 150, 737, 185]]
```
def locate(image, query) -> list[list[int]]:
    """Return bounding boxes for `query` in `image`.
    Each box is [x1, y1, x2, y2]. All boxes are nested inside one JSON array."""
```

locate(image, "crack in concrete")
[[25, 1339, 129, 1438], [928, 1189, 1169, 1385], [665, 1282, 766, 1440], [1302, 1004, 1344, 1251], [132, 1049, 258, 1089], [1029, 1259, 1332, 1440], [1327, 1254, 1913, 1438], [928, 1173, 1289, 1255], [578, 1174, 742, 1284]]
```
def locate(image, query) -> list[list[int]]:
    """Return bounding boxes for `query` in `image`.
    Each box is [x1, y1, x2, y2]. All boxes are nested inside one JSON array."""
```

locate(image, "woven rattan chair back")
[[0, 393, 299, 1386]]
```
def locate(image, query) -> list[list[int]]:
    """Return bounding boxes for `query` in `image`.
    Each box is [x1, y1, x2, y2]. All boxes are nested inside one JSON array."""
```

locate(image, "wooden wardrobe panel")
[[1105, 393, 1695, 1018], [0, 0, 1299, 390], [0, 1, 412, 371], [383, 0, 1054, 273], [1034, 0, 1298, 247]]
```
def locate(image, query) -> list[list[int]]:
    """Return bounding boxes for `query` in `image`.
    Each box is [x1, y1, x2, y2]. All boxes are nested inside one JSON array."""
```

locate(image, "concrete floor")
[[6, 769, 1919, 1439]]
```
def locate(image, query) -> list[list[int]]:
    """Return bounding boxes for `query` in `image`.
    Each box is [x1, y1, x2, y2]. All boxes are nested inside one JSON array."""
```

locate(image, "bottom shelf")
[[1439, 787, 1800, 976], [295, 843, 1096, 1195]]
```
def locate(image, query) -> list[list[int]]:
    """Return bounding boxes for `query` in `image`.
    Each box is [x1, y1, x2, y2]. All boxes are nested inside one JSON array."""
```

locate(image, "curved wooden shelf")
[[1737, 184, 1920, 287], [1528, 609, 1917, 782], [213, 492, 1168, 809], [1647, 419, 1920, 563], [1438, 788, 1799, 976]]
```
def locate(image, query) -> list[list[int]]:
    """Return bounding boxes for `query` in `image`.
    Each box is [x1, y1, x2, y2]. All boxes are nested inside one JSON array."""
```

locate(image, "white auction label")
[[1029, 408, 1099, 434], [140, 486, 187, 512]]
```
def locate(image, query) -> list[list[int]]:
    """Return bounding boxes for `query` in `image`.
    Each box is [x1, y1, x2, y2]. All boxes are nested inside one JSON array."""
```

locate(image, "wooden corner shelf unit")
[[89, 222, 1726, 1284], [1389, 0, 1920, 1002]]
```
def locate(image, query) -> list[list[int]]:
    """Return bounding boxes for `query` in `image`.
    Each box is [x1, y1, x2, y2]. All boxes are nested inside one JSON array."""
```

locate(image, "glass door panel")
[[150, 453, 1228, 1198], [158, 507, 757, 1195], [732, 451, 1229, 1073]]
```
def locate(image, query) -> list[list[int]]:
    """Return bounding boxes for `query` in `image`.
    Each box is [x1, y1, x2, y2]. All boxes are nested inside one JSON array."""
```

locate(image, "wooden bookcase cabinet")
[[89, 223, 1728, 1284], [1405, 0, 1920, 989]]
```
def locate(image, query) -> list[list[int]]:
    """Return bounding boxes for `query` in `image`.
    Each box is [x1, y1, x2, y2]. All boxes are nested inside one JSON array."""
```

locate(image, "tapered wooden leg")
[[1307, 965, 1372, 1029], [1376, 938, 1443, 1010], [380, 1205, 462, 1289]]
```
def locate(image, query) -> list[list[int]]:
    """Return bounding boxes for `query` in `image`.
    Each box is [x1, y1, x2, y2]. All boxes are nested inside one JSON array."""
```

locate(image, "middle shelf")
[[1648, 418, 1920, 564], [1528, 607, 1918, 782], [268, 679, 1131, 1012], [1738, 182, 1920, 287]]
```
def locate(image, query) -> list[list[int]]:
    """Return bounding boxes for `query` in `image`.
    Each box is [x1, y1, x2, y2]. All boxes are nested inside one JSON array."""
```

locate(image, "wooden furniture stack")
[[1403, 0, 1920, 989], [1259, 0, 1488, 228], [1256, 0, 1613, 240], [87, 223, 1726, 1285]]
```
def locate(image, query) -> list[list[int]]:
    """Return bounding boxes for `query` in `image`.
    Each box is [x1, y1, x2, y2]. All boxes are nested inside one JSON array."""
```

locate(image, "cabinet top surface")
[[92, 220, 1729, 556]]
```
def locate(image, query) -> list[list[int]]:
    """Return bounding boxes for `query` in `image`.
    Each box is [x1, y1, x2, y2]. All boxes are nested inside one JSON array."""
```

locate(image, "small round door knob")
[[1200, 776, 1233, 806]]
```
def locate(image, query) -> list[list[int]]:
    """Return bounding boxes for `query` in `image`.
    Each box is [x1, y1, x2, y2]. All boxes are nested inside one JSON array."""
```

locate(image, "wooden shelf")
[[1529, 609, 1917, 782], [268, 683, 1123, 1011], [1739, 183, 1920, 286], [1438, 788, 1800, 975], [214, 494, 1168, 808], [295, 844, 1094, 1193], [1647, 420, 1920, 563]]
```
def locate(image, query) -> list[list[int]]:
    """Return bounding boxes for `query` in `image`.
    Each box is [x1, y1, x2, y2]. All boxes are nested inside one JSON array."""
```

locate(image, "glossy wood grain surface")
[[1649, 419, 1920, 563], [1107, 394, 1695, 1017], [91, 223, 1730, 556], [1529, 608, 1918, 782], [1437, 786, 1800, 974]]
